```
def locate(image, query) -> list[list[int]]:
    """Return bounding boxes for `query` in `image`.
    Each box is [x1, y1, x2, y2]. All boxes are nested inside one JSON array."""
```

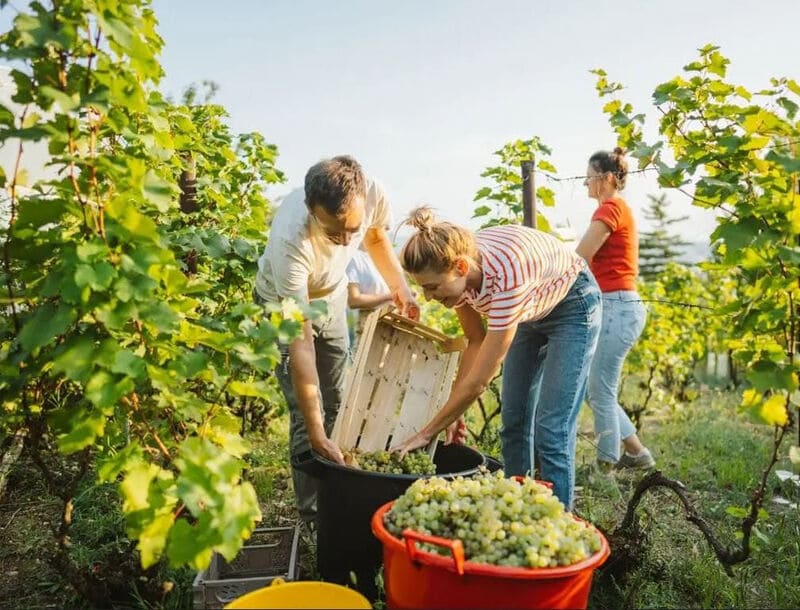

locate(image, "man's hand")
[[309, 431, 345, 465], [445, 416, 468, 445], [392, 284, 420, 321], [391, 429, 433, 458]]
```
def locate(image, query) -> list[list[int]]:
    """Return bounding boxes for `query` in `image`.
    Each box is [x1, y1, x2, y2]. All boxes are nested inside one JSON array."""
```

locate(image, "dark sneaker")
[[616, 448, 656, 470]]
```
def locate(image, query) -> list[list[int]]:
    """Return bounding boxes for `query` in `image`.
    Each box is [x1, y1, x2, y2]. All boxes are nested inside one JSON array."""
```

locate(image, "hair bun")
[[613, 146, 626, 157], [407, 206, 436, 232]]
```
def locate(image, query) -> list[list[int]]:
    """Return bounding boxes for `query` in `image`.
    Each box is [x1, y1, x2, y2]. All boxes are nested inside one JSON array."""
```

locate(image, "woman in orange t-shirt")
[[576, 148, 655, 471]]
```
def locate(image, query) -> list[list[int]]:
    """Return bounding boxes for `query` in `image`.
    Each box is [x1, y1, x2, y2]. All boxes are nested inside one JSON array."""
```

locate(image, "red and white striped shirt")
[[457, 225, 586, 331]]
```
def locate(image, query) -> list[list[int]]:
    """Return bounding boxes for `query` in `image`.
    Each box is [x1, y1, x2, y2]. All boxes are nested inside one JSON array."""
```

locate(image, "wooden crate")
[[332, 307, 465, 455]]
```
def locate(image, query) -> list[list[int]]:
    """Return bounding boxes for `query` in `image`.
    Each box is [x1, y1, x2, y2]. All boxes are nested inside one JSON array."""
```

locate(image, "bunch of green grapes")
[[385, 470, 602, 568], [348, 448, 436, 475]]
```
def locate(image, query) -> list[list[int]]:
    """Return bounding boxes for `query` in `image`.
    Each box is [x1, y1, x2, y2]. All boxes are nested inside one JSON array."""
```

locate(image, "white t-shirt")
[[255, 177, 391, 305], [346, 249, 389, 296]]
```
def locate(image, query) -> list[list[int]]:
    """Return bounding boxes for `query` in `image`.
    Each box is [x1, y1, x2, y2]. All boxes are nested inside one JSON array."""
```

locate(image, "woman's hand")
[[391, 429, 433, 458], [445, 416, 468, 445]]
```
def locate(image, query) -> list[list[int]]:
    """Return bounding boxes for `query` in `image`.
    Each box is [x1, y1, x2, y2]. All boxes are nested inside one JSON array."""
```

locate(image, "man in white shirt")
[[255, 155, 418, 523]]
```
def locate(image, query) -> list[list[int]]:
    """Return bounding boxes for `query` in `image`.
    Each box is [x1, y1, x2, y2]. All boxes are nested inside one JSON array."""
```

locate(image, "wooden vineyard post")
[[521, 158, 537, 229]]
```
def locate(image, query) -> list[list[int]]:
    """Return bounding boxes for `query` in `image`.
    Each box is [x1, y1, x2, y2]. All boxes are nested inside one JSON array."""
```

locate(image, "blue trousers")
[[500, 269, 601, 509], [586, 291, 647, 463]]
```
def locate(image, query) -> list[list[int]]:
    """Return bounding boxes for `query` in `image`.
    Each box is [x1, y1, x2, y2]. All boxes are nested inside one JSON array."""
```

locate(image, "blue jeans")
[[586, 291, 647, 464], [500, 269, 601, 509]]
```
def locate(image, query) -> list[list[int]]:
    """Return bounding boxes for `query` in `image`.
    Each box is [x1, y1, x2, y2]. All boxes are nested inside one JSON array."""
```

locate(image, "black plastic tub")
[[293, 443, 485, 599], [483, 453, 504, 472]]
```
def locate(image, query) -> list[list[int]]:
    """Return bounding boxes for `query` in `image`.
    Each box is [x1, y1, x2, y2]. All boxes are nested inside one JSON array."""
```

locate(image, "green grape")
[[384, 470, 602, 569], [344, 447, 436, 475]]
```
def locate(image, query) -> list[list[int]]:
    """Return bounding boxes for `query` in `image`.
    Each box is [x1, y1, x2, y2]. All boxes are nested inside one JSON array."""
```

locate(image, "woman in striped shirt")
[[393, 207, 601, 509]]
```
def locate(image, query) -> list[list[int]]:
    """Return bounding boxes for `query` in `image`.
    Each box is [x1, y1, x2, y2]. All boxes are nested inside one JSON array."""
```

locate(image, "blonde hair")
[[400, 206, 478, 274]]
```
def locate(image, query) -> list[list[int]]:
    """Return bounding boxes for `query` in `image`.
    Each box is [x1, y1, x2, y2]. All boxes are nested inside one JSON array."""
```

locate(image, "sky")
[[3, 0, 800, 247]]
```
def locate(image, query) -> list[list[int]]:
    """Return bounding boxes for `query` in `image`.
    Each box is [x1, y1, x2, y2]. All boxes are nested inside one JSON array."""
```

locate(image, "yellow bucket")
[[224, 578, 372, 609]]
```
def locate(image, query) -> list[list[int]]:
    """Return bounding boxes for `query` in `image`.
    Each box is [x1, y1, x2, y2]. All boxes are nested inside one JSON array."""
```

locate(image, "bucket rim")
[[371, 501, 610, 580], [223, 579, 371, 609], [309, 444, 487, 481]]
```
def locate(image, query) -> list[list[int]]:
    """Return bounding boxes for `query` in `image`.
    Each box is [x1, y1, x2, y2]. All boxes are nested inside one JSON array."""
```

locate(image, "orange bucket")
[[371, 501, 609, 610]]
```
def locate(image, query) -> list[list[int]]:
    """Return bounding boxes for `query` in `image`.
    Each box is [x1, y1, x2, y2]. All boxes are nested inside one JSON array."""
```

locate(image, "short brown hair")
[[400, 206, 478, 274], [588, 147, 628, 190], [304, 155, 366, 215]]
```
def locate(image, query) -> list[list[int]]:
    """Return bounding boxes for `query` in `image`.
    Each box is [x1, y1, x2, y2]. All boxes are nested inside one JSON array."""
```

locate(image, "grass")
[[0, 463, 194, 610], [243, 417, 322, 584], [243, 388, 799, 609], [1, 388, 797, 609], [575, 390, 800, 609], [0, 470, 64, 610]]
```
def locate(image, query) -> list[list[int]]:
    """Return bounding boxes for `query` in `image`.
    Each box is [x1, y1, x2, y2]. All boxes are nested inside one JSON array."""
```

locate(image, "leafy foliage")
[[622, 263, 733, 422], [0, 0, 300, 580], [472, 137, 557, 231], [593, 45, 799, 432], [592, 44, 800, 570]]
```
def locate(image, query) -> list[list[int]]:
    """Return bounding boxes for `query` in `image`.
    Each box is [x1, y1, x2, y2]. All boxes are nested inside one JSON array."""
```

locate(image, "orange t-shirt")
[[589, 197, 638, 292]]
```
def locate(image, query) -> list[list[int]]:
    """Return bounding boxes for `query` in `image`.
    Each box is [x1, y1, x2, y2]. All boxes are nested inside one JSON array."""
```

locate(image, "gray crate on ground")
[[192, 525, 301, 609]]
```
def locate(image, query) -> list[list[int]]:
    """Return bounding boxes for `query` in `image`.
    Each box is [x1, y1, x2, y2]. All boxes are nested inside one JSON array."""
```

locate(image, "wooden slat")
[[423, 351, 462, 458], [345, 324, 394, 447], [434, 352, 462, 409], [392, 345, 442, 443], [358, 333, 416, 451], [332, 308, 377, 444], [381, 311, 452, 345], [332, 319, 391, 447], [334, 307, 393, 446]]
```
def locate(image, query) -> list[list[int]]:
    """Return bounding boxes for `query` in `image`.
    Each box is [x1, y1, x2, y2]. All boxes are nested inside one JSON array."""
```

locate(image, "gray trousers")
[[271, 293, 350, 523]]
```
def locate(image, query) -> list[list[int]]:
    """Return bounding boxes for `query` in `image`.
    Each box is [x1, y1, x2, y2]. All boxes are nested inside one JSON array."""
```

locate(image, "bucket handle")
[[512, 475, 553, 489], [291, 449, 325, 478], [402, 528, 465, 576]]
